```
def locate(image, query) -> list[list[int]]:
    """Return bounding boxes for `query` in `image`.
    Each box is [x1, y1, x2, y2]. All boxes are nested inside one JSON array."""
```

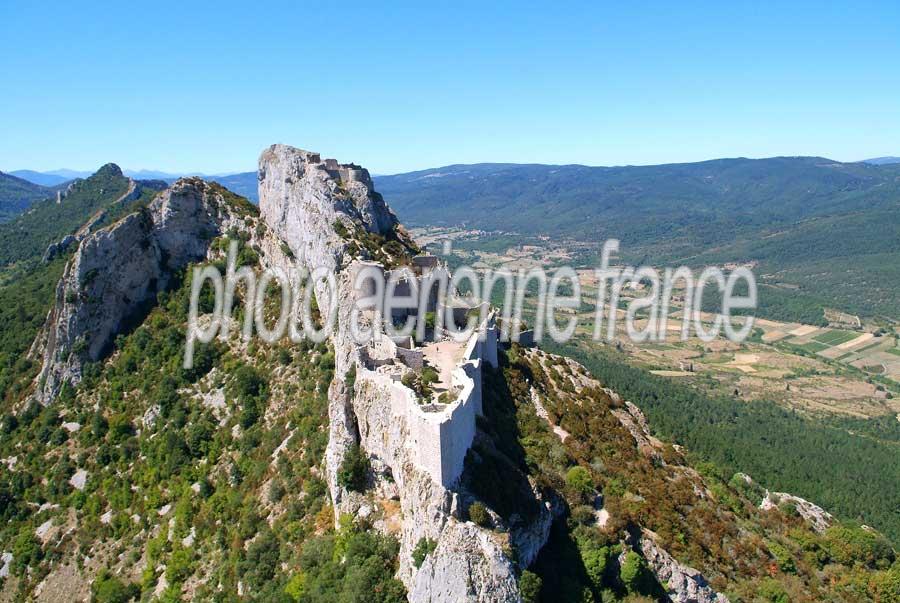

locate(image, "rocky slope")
[[30, 178, 251, 404], [258, 145, 531, 600]]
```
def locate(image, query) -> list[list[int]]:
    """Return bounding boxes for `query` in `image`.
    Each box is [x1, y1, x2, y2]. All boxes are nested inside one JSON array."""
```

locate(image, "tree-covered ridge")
[[485, 346, 897, 602], [0, 164, 146, 267], [0, 171, 59, 223], [377, 157, 900, 237]]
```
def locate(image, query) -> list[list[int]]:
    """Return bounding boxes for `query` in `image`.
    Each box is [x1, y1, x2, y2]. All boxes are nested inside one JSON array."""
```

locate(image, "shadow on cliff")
[[459, 352, 546, 528]]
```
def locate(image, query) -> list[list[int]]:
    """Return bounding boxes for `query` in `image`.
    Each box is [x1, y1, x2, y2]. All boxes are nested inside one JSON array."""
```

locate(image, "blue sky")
[[2, 1, 898, 174]]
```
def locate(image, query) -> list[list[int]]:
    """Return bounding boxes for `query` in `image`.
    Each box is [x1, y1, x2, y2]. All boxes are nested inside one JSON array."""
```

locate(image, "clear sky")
[[2, 1, 898, 174]]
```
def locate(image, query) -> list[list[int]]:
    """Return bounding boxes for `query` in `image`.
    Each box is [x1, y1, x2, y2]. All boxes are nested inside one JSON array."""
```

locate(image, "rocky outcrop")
[[41, 235, 76, 263], [638, 531, 729, 603], [611, 399, 665, 463], [258, 144, 398, 271], [258, 144, 527, 602], [257, 145, 388, 504], [760, 491, 834, 533], [410, 522, 519, 603], [31, 178, 245, 403]]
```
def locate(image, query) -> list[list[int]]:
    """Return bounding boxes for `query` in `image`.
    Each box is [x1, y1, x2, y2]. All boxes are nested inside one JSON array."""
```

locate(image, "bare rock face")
[[32, 178, 244, 403], [639, 531, 729, 603], [258, 144, 398, 271], [760, 491, 834, 533], [258, 144, 525, 602], [257, 144, 386, 504], [410, 522, 519, 603]]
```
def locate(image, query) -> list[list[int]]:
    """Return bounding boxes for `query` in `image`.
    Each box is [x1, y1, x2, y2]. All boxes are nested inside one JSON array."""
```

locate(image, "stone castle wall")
[[357, 320, 498, 488]]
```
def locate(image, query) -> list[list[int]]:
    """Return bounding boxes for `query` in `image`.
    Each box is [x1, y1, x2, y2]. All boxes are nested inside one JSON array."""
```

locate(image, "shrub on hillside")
[[519, 570, 542, 603], [337, 444, 370, 492], [565, 466, 594, 503], [823, 524, 895, 568], [91, 569, 140, 603], [412, 537, 437, 568], [620, 550, 661, 597], [756, 577, 791, 603], [286, 520, 406, 603], [868, 564, 900, 603], [468, 502, 491, 527]]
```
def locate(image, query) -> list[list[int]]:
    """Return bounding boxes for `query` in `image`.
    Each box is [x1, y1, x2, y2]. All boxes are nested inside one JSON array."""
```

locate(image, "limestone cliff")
[[31, 178, 248, 403], [30, 144, 534, 601], [258, 144, 529, 601]]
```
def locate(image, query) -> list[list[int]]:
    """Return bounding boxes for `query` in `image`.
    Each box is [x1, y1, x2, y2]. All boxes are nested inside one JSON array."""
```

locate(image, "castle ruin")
[[350, 257, 499, 488]]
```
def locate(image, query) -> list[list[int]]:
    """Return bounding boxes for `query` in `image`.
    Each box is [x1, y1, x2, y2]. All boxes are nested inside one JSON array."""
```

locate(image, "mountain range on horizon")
[[7, 154, 900, 189], [8, 168, 242, 186], [4, 153, 900, 324]]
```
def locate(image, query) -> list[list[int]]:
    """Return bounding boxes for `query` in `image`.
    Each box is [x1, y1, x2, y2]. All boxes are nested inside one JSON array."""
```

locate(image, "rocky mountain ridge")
[[30, 178, 252, 405], [257, 145, 533, 599]]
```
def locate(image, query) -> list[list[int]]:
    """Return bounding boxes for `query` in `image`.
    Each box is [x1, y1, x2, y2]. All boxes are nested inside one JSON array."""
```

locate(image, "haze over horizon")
[[7, 153, 900, 183], [2, 1, 899, 174]]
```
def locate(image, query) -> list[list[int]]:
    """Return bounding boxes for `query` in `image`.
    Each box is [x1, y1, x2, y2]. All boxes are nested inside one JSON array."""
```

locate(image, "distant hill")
[[375, 157, 900, 319], [863, 156, 900, 165], [8, 170, 70, 187], [0, 172, 57, 222], [45, 168, 92, 179], [11, 168, 260, 199], [375, 157, 900, 237], [210, 171, 258, 201]]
